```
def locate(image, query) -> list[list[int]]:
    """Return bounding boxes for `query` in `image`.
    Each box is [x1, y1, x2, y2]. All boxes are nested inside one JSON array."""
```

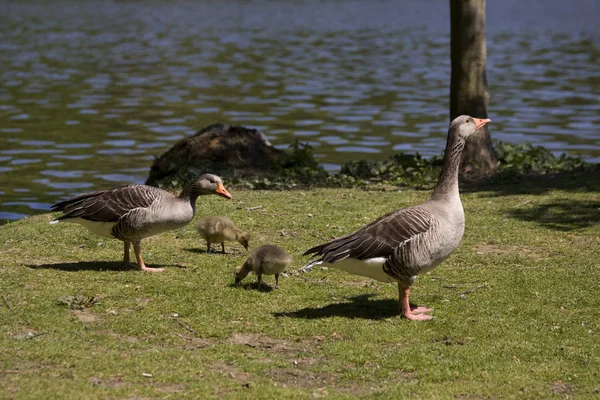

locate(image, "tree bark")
[[450, 0, 497, 176]]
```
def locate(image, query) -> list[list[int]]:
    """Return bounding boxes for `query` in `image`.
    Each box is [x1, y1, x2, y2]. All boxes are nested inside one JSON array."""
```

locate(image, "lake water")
[[1, 0, 599, 221]]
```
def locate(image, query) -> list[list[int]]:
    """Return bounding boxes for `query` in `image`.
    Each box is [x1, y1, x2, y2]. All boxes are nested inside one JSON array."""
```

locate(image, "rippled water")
[[1, 0, 599, 220]]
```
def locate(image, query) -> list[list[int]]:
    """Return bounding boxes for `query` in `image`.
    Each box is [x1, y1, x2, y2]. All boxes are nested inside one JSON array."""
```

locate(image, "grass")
[[1, 173, 600, 399]]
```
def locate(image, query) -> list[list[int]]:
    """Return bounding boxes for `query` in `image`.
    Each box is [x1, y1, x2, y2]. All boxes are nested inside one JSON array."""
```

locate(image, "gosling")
[[195, 216, 250, 254], [234, 244, 292, 289]]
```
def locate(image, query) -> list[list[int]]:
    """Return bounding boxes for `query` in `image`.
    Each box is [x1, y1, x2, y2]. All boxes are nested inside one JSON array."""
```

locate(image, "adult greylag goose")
[[50, 174, 232, 272], [235, 244, 293, 289], [195, 216, 250, 254], [302, 115, 491, 320]]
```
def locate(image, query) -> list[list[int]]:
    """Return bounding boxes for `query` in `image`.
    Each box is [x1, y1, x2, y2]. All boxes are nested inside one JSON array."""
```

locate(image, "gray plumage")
[[234, 244, 293, 288], [195, 216, 250, 253], [50, 173, 232, 272], [303, 115, 491, 320]]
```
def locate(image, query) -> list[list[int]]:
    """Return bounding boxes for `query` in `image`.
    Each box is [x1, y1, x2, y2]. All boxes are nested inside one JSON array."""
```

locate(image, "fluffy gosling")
[[195, 216, 249, 254], [234, 244, 292, 289]]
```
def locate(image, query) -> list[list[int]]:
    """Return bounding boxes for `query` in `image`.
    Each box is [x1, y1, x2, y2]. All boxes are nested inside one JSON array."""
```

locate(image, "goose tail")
[[299, 259, 323, 273]]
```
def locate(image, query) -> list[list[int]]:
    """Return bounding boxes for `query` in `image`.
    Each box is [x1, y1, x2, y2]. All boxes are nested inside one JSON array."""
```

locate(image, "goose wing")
[[304, 206, 432, 263], [51, 185, 167, 222]]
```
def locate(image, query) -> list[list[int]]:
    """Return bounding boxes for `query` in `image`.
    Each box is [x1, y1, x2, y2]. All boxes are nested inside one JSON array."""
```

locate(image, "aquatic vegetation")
[[150, 140, 596, 191]]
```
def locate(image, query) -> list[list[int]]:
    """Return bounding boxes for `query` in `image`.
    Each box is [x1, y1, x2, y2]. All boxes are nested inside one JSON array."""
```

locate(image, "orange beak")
[[473, 117, 491, 130], [216, 183, 232, 199]]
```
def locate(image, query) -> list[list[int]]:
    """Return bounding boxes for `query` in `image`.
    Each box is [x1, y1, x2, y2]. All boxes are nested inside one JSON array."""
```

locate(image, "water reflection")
[[0, 0, 599, 221]]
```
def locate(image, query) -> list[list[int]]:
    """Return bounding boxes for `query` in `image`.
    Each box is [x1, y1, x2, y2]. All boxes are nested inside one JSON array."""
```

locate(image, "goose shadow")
[[274, 294, 400, 320], [229, 282, 274, 293], [507, 199, 600, 231], [27, 261, 173, 272], [184, 247, 211, 255], [463, 167, 600, 196], [183, 247, 244, 256]]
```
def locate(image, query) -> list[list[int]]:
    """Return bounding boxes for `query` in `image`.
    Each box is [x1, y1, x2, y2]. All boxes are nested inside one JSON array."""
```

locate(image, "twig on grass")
[[459, 283, 488, 297], [512, 199, 532, 208], [173, 317, 197, 335], [2, 295, 13, 312], [245, 205, 263, 211]]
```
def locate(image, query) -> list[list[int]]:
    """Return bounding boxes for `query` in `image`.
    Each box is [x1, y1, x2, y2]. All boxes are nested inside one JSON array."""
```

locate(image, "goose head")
[[234, 264, 251, 285], [189, 174, 232, 199], [450, 115, 491, 140], [237, 232, 250, 251]]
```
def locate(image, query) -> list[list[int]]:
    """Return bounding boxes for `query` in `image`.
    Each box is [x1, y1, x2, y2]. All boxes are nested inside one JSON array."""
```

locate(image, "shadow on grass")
[[465, 167, 600, 196], [27, 261, 171, 272], [184, 247, 244, 256], [229, 282, 274, 293], [507, 198, 600, 231], [184, 247, 211, 254], [274, 294, 399, 320]]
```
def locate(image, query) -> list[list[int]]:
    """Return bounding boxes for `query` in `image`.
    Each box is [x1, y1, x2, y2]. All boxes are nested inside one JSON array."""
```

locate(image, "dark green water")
[[1, 0, 599, 220]]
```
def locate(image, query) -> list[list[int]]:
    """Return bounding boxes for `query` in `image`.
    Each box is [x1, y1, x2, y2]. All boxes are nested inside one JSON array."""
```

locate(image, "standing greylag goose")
[[50, 174, 232, 272], [235, 244, 292, 289], [302, 116, 491, 320], [195, 216, 250, 254]]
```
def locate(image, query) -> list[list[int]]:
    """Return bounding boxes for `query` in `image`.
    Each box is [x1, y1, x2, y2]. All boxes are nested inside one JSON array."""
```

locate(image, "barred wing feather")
[[304, 206, 432, 263]]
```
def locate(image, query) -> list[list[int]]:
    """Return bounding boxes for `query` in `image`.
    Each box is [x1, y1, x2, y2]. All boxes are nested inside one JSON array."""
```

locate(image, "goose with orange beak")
[[303, 116, 491, 320], [50, 173, 232, 272]]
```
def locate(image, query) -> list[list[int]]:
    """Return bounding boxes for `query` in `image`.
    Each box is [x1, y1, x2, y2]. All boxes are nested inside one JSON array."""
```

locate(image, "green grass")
[[1, 176, 600, 399]]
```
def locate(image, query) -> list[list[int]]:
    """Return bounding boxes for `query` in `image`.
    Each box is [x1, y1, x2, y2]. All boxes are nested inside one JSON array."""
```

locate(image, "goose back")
[[51, 185, 169, 222], [304, 205, 432, 262], [247, 245, 292, 275], [195, 216, 249, 249], [51, 184, 194, 241], [195, 216, 235, 242], [304, 200, 465, 282]]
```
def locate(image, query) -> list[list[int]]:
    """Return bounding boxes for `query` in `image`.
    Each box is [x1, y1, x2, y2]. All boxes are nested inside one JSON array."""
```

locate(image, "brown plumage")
[[234, 245, 292, 289], [195, 216, 250, 253], [50, 173, 232, 272]]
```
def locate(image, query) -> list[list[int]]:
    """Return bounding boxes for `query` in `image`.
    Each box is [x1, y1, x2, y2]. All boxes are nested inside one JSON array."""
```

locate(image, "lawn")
[[1, 173, 599, 399]]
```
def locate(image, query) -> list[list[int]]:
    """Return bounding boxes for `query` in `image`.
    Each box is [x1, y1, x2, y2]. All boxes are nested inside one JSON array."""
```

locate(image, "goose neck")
[[178, 185, 192, 201], [430, 135, 465, 200], [178, 185, 199, 210]]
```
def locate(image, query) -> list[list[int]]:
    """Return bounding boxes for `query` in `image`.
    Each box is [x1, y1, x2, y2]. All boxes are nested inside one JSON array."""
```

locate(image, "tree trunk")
[[450, 0, 497, 176]]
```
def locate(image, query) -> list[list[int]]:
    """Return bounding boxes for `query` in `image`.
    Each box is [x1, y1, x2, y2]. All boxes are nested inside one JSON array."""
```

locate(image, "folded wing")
[[51, 185, 163, 222], [304, 206, 432, 263]]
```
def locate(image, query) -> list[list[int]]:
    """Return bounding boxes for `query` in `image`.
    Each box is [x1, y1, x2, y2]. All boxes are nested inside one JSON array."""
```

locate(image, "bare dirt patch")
[[267, 367, 336, 388], [266, 367, 373, 396], [210, 362, 252, 383], [72, 309, 100, 323], [88, 375, 127, 388], [550, 380, 574, 396], [134, 297, 151, 310], [155, 383, 186, 393], [227, 333, 298, 353], [174, 333, 217, 350]]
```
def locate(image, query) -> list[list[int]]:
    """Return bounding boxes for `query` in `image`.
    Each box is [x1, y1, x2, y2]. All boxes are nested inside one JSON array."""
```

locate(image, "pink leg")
[[133, 242, 165, 272], [122, 241, 131, 266], [398, 282, 433, 321], [411, 305, 433, 314]]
